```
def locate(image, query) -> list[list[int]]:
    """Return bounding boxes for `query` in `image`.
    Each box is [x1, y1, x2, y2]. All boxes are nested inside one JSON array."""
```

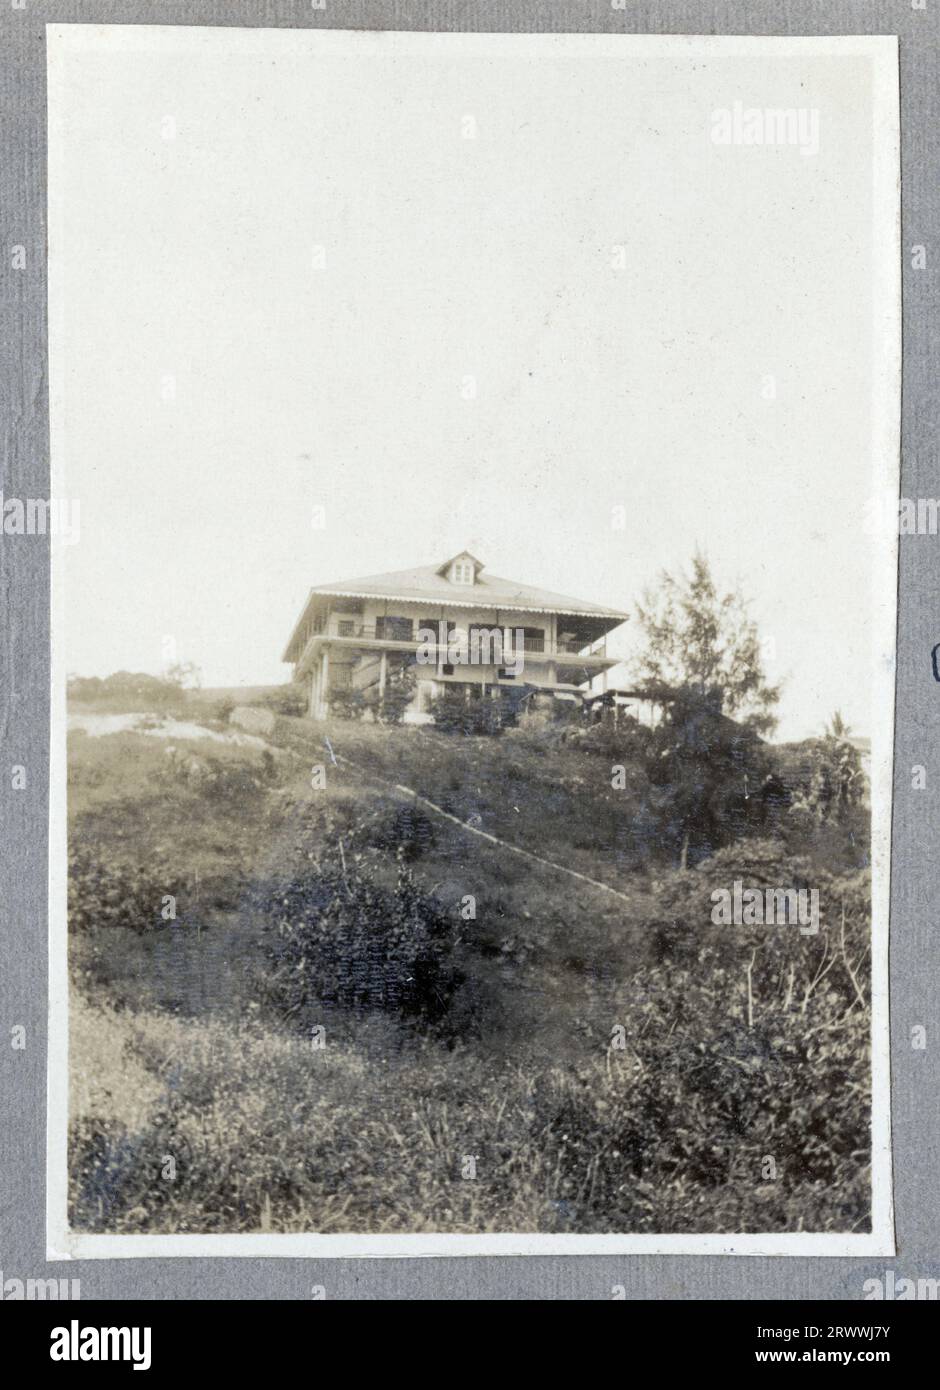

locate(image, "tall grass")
[[67, 712, 873, 1235]]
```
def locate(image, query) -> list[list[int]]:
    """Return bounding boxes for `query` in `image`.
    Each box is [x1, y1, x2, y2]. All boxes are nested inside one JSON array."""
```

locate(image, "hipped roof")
[[283, 559, 629, 662]]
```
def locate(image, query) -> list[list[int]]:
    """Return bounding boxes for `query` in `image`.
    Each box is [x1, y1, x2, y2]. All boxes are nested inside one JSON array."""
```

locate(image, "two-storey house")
[[282, 551, 628, 721]]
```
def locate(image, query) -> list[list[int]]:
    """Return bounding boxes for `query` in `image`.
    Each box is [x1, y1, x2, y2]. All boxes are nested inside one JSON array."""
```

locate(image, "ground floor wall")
[[304, 648, 590, 721]]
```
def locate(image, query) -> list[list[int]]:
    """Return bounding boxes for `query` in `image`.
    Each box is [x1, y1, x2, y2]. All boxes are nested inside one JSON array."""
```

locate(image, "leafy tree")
[[647, 686, 772, 867], [67, 669, 187, 710], [165, 661, 202, 690], [633, 551, 780, 735], [377, 665, 416, 725], [824, 709, 851, 740], [632, 554, 781, 866], [805, 736, 865, 826]]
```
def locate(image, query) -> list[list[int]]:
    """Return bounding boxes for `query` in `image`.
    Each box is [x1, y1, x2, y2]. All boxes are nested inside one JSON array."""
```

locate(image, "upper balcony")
[[294, 615, 617, 675]]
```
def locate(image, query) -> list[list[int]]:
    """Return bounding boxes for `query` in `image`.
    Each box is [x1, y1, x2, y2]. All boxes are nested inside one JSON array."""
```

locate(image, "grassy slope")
[[67, 710, 665, 1231], [70, 994, 571, 1235], [67, 706, 872, 1236], [69, 713, 658, 1038]]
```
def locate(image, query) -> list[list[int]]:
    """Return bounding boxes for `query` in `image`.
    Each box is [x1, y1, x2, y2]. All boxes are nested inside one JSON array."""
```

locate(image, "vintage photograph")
[[45, 28, 898, 1255]]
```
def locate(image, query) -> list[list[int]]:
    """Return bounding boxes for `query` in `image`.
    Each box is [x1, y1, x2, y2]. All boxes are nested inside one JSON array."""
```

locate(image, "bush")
[[377, 671, 416, 724], [160, 746, 275, 807], [65, 694, 875, 1237], [528, 856, 872, 1232], [360, 665, 417, 725], [567, 713, 656, 763], [365, 805, 436, 860], [644, 688, 774, 866], [253, 684, 308, 718], [532, 996, 869, 1232], [69, 850, 187, 935], [259, 860, 467, 1034], [329, 688, 365, 721], [69, 959, 871, 1235], [773, 737, 867, 820], [463, 840, 874, 1234], [430, 687, 507, 735]]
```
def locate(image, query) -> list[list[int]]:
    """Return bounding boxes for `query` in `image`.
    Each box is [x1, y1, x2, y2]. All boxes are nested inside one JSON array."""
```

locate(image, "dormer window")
[[437, 550, 483, 586]]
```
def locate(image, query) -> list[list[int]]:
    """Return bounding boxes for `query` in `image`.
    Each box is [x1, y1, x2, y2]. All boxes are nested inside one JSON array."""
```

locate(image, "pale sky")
[[48, 29, 899, 741]]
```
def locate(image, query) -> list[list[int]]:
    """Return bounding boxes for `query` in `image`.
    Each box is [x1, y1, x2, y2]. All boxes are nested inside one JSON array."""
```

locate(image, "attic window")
[[452, 560, 474, 585]]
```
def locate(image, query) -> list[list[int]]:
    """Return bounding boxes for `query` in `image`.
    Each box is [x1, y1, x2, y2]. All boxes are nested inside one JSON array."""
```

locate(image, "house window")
[[419, 619, 456, 645], [452, 560, 474, 585], [337, 620, 355, 637], [375, 615, 414, 642]]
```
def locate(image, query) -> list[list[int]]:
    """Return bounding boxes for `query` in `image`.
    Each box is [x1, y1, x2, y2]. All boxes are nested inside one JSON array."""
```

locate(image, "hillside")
[[69, 709, 660, 1036], [67, 701, 873, 1235]]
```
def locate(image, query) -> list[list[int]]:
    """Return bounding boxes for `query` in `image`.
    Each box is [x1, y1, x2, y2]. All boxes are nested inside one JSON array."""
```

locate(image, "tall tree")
[[824, 709, 851, 740], [633, 551, 780, 736]]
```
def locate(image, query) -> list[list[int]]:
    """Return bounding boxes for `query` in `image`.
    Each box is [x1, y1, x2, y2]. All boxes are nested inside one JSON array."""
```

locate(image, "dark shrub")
[[532, 857, 872, 1233], [773, 736, 867, 821], [377, 667, 416, 725], [430, 687, 507, 735], [643, 687, 774, 866], [68, 850, 187, 934], [359, 665, 416, 725], [367, 805, 436, 859], [570, 713, 656, 763], [329, 687, 365, 721], [259, 861, 466, 1033]]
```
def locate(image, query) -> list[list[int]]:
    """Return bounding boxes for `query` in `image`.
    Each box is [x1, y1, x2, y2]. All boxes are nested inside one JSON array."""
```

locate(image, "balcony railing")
[[299, 620, 607, 659]]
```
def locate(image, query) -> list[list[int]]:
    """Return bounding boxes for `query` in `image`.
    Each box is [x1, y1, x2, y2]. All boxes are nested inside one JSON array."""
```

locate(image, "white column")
[[319, 650, 330, 718], [379, 650, 387, 697]]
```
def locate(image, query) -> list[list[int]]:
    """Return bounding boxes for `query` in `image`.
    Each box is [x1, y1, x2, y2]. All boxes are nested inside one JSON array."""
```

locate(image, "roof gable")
[[436, 550, 484, 583]]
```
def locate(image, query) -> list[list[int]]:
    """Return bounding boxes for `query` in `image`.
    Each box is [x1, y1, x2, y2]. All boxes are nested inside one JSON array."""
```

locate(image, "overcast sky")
[[48, 29, 898, 741]]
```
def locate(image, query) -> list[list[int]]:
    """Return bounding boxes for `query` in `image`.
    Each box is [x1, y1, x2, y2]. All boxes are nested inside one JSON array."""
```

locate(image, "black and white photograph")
[[43, 26, 898, 1258]]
